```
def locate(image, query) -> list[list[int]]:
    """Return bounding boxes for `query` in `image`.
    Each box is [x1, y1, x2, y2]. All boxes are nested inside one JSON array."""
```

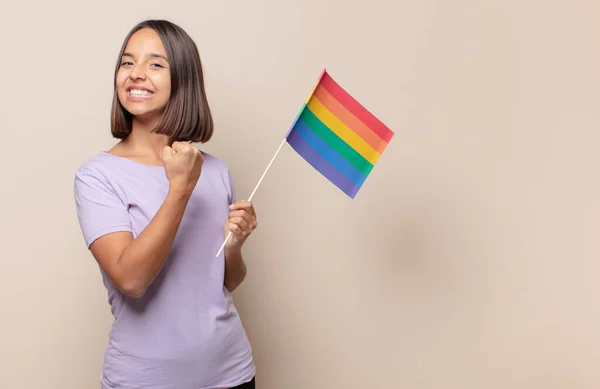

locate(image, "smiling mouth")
[[128, 89, 155, 98]]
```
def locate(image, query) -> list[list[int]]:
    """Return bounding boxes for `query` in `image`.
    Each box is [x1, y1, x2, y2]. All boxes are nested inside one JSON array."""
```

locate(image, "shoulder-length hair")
[[110, 19, 213, 143]]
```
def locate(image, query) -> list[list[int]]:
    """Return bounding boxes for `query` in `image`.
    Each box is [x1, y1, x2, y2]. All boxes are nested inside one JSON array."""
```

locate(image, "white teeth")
[[129, 89, 153, 97]]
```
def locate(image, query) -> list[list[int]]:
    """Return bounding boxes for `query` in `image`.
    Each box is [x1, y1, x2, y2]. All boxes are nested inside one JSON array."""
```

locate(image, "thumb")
[[162, 146, 174, 161]]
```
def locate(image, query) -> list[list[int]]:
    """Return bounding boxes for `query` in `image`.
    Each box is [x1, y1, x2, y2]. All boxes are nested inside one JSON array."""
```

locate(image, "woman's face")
[[116, 28, 171, 124]]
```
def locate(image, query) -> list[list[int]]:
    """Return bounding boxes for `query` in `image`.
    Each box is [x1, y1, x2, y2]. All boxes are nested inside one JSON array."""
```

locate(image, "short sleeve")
[[74, 167, 133, 248], [226, 168, 236, 205]]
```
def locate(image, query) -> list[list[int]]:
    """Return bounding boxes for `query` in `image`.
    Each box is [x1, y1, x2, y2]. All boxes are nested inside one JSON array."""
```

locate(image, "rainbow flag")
[[285, 69, 395, 198]]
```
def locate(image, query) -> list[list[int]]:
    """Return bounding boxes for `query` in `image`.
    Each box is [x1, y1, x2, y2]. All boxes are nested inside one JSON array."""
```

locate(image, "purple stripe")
[[287, 130, 361, 198]]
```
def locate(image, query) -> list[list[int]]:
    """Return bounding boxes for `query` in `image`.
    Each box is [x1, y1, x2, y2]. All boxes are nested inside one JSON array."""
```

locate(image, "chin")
[[121, 102, 158, 116], [124, 106, 150, 116]]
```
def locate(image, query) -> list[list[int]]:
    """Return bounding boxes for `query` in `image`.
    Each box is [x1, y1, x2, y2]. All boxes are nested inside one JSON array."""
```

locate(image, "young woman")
[[74, 20, 257, 389]]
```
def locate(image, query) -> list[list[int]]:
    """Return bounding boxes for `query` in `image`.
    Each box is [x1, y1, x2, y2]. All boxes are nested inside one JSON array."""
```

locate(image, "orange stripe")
[[320, 72, 394, 143], [313, 84, 388, 154]]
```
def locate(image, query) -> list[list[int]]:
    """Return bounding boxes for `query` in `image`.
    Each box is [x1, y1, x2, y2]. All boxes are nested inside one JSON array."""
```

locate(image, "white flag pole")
[[215, 68, 328, 257], [215, 137, 287, 257]]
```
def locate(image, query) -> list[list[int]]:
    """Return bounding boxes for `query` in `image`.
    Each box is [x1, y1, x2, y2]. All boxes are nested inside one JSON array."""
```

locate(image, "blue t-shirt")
[[73, 151, 255, 389]]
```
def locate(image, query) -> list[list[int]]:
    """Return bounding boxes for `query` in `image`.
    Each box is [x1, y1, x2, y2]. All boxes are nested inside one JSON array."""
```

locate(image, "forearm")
[[224, 248, 247, 292], [117, 187, 190, 296]]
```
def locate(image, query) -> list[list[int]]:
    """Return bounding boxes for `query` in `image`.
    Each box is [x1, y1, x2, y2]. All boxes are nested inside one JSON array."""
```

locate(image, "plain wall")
[[1, 0, 599, 388]]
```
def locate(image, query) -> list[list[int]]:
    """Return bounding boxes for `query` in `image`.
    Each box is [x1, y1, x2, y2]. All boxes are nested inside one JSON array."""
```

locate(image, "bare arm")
[[90, 187, 191, 298], [224, 247, 247, 293], [89, 142, 203, 298]]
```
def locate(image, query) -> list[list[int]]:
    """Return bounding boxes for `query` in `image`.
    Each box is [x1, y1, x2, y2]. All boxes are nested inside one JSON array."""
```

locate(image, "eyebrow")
[[122, 52, 168, 61]]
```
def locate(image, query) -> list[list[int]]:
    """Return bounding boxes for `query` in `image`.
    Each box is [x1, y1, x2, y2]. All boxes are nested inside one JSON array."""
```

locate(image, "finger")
[[234, 217, 253, 235], [229, 210, 257, 227], [229, 200, 254, 212], [228, 209, 251, 219], [229, 216, 251, 234], [186, 145, 199, 156], [173, 142, 191, 153], [162, 146, 174, 160], [180, 144, 192, 154], [230, 200, 251, 207], [171, 142, 183, 152], [228, 222, 245, 238]]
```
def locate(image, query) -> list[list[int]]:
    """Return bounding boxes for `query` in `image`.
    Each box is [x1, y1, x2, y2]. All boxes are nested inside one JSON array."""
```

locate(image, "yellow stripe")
[[307, 96, 381, 165]]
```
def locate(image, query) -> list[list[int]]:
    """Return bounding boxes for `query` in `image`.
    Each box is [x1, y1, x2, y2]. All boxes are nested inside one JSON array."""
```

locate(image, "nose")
[[129, 63, 146, 81]]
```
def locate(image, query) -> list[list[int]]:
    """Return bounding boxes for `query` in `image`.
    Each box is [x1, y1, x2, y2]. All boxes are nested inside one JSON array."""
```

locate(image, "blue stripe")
[[293, 116, 368, 188], [287, 130, 361, 198]]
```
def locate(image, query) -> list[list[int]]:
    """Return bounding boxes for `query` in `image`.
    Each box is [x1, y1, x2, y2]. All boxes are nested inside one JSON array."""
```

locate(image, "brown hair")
[[110, 20, 213, 143]]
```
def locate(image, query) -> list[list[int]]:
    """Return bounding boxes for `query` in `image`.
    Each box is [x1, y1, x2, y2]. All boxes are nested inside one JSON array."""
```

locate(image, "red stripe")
[[319, 72, 394, 143]]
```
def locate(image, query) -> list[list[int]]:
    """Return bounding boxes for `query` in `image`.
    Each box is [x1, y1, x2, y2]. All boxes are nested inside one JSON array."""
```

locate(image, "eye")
[[120, 61, 133, 67], [150, 63, 163, 68]]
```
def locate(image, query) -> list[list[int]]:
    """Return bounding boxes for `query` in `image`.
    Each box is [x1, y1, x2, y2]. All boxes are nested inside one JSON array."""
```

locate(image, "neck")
[[120, 116, 171, 163]]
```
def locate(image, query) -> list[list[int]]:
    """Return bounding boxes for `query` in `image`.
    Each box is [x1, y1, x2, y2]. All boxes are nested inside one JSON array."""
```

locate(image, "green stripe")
[[299, 108, 374, 175]]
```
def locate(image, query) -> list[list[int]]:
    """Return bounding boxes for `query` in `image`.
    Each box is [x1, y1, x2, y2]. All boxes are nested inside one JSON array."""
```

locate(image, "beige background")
[[1, 0, 599, 388]]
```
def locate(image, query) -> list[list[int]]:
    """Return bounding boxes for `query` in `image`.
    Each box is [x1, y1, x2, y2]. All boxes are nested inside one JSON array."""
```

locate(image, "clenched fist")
[[162, 142, 203, 196]]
